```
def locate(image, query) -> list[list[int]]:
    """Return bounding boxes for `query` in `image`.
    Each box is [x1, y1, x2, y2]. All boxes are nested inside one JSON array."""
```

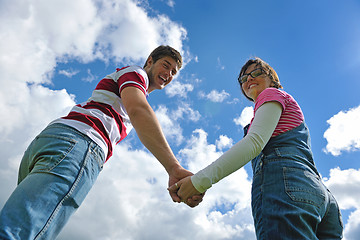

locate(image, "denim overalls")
[[249, 122, 343, 239]]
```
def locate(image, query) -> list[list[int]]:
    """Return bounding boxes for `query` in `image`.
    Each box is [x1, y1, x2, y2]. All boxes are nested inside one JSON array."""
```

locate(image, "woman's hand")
[[167, 166, 204, 207], [168, 176, 203, 207]]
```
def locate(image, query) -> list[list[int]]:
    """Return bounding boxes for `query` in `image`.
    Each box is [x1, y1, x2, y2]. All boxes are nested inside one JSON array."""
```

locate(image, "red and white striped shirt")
[[252, 88, 304, 137], [51, 66, 149, 161]]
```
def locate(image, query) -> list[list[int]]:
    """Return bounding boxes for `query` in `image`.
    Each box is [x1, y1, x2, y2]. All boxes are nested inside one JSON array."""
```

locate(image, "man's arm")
[[121, 86, 203, 206], [121, 86, 180, 173]]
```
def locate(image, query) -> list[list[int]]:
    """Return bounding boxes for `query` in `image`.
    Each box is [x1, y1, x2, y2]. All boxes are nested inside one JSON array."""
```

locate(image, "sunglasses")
[[238, 68, 265, 84]]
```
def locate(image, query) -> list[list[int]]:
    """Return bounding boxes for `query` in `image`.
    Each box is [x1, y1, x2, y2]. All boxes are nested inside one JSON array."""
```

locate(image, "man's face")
[[145, 56, 179, 92]]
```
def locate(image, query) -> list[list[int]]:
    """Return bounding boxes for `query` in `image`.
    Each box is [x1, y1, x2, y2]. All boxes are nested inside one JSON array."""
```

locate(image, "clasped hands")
[[167, 167, 204, 208]]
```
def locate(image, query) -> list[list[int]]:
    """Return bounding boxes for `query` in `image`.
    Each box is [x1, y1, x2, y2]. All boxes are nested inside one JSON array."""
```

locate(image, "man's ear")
[[143, 56, 153, 71], [146, 56, 153, 67]]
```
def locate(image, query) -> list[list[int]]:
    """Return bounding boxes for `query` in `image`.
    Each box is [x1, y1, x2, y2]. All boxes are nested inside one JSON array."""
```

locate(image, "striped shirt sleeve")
[[254, 88, 304, 137], [116, 67, 148, 96]]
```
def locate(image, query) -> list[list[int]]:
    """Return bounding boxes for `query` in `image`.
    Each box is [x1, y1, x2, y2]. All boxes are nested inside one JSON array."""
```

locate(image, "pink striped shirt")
[[51, 66, 149, 161], [251, 88, 304, 137]]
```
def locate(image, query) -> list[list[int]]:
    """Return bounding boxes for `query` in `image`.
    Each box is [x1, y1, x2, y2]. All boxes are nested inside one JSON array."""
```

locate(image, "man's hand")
[[168, 166, 204, 208]]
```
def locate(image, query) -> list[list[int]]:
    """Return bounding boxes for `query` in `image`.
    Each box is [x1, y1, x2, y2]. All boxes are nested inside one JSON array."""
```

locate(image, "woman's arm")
[[189, 101, 283, 194]]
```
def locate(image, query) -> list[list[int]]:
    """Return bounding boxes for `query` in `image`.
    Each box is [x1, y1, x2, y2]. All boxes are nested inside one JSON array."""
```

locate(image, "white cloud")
[[59, 69, 80, 78], [165, 0, 175, 8], [217, 57, 225, 70], [0, 1, 192, 239], [165, 80, 194, 98], [323, 105, 360, 156], [0, 0, 188, 139], [172, 103, 201, 122], [178, 129, 252, 209], [0, 0, 187, 74], [0, 0, 190, 148], [56, 137, 256, 240], [323, 167, 360, 210], [81, 69, 97, 82], [216, 135, 234, 150], [154, 103, 201, 146], [58, 142, 194, 239], [0, 84, 75, 215], [323, 167, 360, 240], [199, 89, 230, 103], [3, 1, 356, 239], [234, 106, 254, 128], [343, 209, 360, 240], [179, 129, 221, 171], [177, 129, 255, 239], [95, 0, 187, 64], [154, 105, 184, 146]]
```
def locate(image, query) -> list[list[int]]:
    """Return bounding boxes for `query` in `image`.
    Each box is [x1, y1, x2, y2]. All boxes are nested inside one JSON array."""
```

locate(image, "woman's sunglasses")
[[238, 68, 265, 84]]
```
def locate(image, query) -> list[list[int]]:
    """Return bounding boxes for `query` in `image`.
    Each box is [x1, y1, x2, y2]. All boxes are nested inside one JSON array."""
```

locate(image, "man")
[[0, 45, 202, 239]]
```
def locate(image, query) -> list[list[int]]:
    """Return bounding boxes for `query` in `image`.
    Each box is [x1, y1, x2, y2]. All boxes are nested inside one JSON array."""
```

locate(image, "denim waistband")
[[263, 146, 309, 158], [42, 123, 105, 160], [45, 123, 90, 140], [251, 146, 319, 176]]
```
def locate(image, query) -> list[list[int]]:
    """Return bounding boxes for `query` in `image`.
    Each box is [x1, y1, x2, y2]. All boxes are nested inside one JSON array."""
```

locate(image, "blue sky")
[[1, 0, 360, 239]]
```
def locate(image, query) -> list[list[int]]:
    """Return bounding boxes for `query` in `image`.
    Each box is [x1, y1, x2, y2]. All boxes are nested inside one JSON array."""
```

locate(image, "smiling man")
[[0, 45, 202, 240]]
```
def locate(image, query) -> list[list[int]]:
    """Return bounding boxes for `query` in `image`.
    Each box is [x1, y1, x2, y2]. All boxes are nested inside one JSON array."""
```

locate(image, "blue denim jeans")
[[0, 123, 105, 240], [250, 123, 343, 239]]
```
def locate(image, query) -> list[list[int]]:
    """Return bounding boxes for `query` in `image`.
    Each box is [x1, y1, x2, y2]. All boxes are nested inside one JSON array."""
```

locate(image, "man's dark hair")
[[144, 45, 182, 69]]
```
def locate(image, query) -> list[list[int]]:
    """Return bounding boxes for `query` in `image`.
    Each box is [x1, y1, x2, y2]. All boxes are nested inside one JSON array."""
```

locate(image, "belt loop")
[[259, 153, 264, 167], [275, 148, 281, 156]]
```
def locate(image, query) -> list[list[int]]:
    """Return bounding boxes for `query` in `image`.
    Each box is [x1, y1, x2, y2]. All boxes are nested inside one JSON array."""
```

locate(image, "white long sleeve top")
[[191, 101, 282, 193]]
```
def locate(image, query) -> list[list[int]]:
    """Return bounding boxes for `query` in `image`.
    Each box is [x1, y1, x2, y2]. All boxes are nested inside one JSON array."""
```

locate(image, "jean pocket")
[[283, 166, 326, 208], [30, 134, 77, 172]]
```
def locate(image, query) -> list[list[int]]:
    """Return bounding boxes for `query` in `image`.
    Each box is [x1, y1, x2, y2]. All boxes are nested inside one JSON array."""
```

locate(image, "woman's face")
[[241, 63, 273, 101]]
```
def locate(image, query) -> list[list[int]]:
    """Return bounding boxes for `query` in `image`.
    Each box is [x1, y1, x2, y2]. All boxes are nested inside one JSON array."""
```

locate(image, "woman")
[[169, 58, 343, 239]]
